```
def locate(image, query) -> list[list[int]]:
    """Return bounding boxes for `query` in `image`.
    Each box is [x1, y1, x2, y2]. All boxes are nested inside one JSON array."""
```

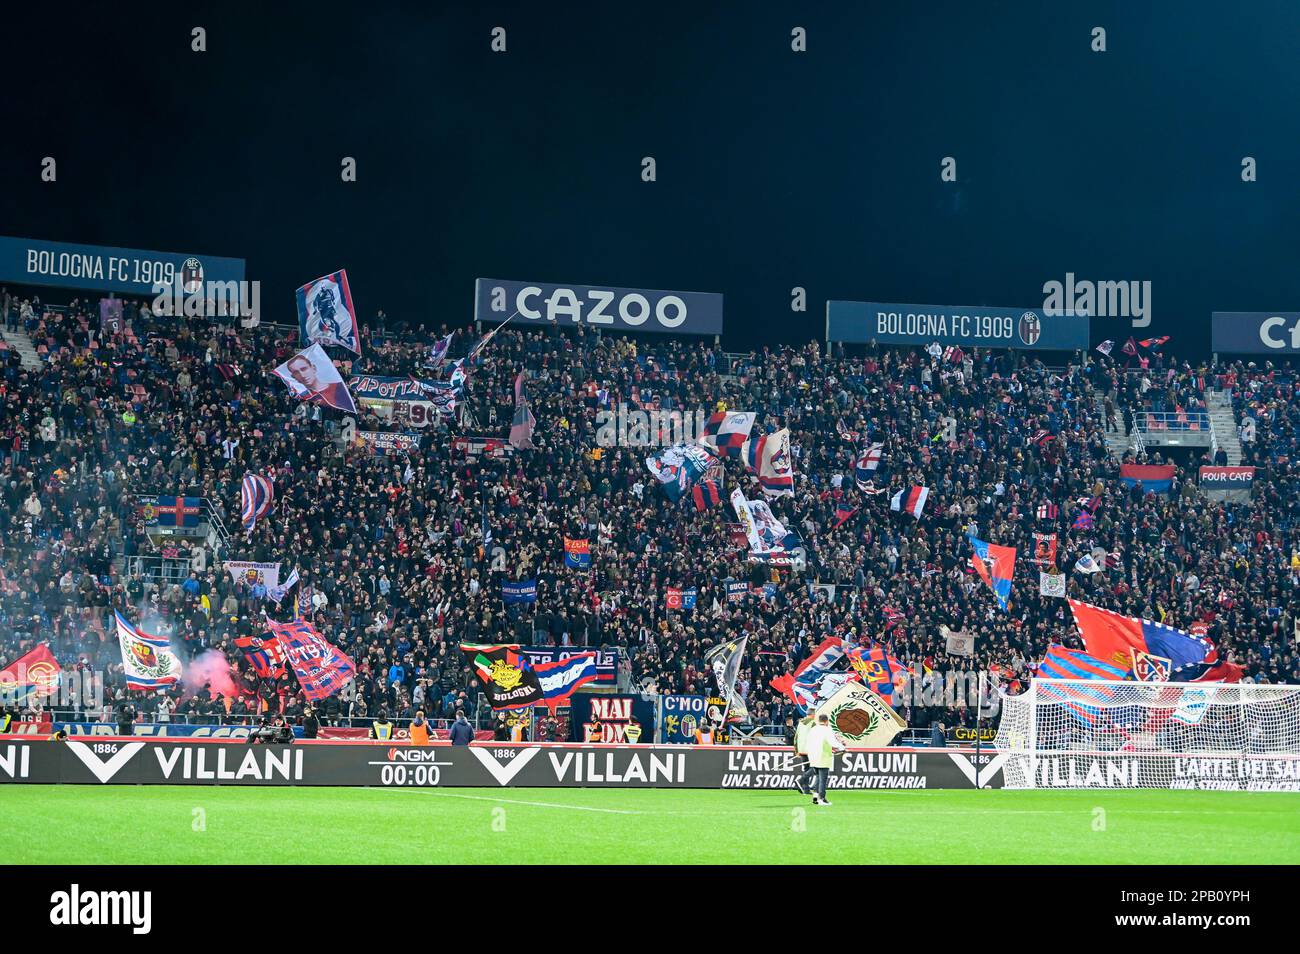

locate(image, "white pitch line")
[[383, 789, 643, 815]]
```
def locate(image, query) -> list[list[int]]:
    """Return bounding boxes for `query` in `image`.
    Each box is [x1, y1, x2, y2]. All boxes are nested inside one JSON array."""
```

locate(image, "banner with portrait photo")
[[297, 269, 360, 354], [273, 343, 358, 414]]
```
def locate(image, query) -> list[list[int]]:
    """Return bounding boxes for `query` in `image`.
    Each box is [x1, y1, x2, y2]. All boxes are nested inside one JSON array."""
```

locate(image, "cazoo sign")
[[475, 278, 724, 336]]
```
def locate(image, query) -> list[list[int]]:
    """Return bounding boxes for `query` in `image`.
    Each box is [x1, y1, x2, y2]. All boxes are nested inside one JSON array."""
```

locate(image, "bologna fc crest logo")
[[1018, 311, 1042, 346], [181, 257, 204, 294]]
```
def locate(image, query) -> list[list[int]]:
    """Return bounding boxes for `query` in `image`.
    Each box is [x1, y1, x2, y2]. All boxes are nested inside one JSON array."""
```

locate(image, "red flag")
[[0, 644, 61, 704]]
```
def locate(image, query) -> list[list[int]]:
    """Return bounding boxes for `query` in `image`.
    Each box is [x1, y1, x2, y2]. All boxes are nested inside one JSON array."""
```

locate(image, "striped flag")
[[236, 632, 287, 679], [1036, 502, 1059, 521], [1036, 644, 1131, 724], [241, 473, 274, 533], [691, 480, 722, 511], [890, 485, 929, 519]]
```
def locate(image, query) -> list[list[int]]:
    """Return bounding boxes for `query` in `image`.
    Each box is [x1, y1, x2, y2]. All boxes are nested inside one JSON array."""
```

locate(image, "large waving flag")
[[533, 653, 599, 711], [235, 632, 287, 679], [240, 473, 274, 533], [267, 618, 356, 702], [1067, 599, 1216, 680], [0, 644, 61, 705], [426, 331, 454, 366], [273, 343, 358, 414], [855, 443, 884, 489], [704, 635, 749, 722], [296, 269, 360, 354], [771, 669, 858, 714], [646, 442, 718, 503], [729, 488, 796, 554], [698, 410, 755, 457], [969, 535, 1017, 610], [1036, 644, 1131, 724], [266, 567, 299, 606], [741, 428, 795, 497], [461, 644, 544, 710], [890, 485, 929, 519], [115, 611, 182, 690], [846, 644, 904, 703]]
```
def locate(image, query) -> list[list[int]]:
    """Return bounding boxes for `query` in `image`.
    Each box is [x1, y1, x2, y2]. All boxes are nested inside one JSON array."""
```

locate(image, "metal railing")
[[1133, 410, 1210, 432], [123, 554, 194, 586]]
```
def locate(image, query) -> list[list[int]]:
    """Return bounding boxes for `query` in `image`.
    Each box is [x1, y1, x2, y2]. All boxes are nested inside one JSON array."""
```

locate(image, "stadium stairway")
[[0, 326, 44, 370], [1206, 389, 1242, 465], [1096, 395, 1133, 460]]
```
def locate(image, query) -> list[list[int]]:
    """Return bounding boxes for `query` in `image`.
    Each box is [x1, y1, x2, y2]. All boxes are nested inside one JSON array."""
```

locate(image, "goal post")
[[994, 678, 1300, 791]]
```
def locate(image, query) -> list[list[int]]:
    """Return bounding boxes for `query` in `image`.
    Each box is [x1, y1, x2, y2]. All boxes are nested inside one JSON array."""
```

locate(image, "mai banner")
[[476, 278, 724, 336], [0, 235, 245, 296], [826, 300, 1089, 351], [567, 694, 655, 743]]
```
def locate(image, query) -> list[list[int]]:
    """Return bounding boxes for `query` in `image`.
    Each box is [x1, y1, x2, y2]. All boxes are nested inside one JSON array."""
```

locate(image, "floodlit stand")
[[994, 678, 1300, 791]]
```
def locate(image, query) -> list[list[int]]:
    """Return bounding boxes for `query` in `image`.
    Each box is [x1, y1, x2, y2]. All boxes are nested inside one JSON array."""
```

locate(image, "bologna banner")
[[1211, 312, 1300, 354], [0, 235, 246, 296], [475, 278, 724, 336], [826, 301, 1089, 351], [0, 739, 1018, 790]]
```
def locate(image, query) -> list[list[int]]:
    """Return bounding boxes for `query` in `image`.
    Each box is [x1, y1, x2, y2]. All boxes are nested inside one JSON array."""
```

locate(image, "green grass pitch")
[[3, 786, 1298, 864]]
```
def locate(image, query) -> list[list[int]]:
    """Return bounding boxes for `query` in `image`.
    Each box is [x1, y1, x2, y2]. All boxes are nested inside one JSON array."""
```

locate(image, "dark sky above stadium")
[[5, 1, 1300, 357]]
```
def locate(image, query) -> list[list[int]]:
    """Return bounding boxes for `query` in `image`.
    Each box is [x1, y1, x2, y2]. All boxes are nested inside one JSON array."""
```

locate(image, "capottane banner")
[[0, 740, 1009, 790]]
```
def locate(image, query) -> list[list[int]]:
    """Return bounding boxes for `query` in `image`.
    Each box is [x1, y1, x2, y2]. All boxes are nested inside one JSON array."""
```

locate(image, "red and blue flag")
[[969, 535, 1016, 610], [1067, 599, 1217, 680], [1036, 644, 1131, 724], [267, 618, 356, 702], [1120, 463, 1175, 495]]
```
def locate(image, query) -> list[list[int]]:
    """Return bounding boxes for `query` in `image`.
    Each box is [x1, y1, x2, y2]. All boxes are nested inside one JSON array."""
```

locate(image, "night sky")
[[5, 1, 1300, 357]]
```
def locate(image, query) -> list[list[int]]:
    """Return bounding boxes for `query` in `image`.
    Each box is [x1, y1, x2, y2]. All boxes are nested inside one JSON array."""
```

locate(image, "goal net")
[[995, 678, 1300, 791]]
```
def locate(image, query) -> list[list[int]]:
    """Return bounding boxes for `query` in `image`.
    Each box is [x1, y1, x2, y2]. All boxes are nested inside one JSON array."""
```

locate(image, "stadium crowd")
[[1, 288, 1297, 736]]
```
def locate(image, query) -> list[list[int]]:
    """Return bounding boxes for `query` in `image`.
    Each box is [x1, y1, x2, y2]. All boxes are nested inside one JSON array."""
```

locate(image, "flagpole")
[[975, 669, 986, 789]]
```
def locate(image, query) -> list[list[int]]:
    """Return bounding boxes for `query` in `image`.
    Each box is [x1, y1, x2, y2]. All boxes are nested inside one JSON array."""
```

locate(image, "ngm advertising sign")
[[826, 300, 1089, 351], [0, 235, 246, 296], [476, 278, 723, 336], [1212, 312, 1300, 354]]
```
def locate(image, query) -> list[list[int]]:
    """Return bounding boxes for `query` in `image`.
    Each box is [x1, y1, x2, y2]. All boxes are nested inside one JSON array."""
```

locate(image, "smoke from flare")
[[185, 650, 238, 700]]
